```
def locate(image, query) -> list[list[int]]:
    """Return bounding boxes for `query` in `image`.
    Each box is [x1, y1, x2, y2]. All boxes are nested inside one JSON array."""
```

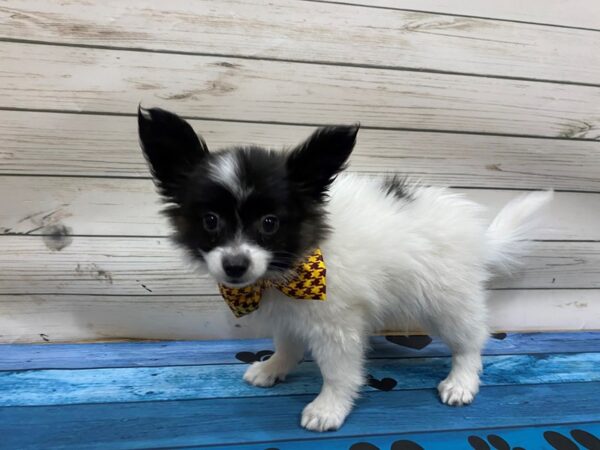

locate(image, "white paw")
[[243, 360, 287, 387], [301, 397, 350, 432], [438, 377, 479, 406]]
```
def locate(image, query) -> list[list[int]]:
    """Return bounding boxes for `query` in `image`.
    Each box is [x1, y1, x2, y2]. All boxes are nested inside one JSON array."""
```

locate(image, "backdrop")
[[0, 1, 599, 342]]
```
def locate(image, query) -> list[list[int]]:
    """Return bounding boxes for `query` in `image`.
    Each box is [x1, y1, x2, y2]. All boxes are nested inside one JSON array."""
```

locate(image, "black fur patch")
[[172, 147, 331, 274], [382, 175, 413, 202], [138, 107, 358, 276]]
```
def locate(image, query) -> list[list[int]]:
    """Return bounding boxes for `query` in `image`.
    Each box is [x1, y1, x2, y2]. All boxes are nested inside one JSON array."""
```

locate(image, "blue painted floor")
[[0, 333, 599, 449]]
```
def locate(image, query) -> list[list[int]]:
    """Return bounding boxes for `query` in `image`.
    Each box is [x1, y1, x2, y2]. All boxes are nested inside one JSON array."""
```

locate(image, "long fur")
[[486, 191, 554, 273], [138, 107, 553, 432]]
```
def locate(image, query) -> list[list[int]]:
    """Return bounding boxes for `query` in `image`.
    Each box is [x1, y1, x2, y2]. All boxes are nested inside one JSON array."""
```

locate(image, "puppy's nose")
[[222, 254, 250, 279]]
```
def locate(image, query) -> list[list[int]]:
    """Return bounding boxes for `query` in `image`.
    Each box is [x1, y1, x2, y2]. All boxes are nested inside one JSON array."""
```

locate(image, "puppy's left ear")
[[287, 125, 359, 200]]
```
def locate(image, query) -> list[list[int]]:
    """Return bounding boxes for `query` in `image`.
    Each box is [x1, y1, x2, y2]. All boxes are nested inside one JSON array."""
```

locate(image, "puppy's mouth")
[[220, 275, 260, 288]]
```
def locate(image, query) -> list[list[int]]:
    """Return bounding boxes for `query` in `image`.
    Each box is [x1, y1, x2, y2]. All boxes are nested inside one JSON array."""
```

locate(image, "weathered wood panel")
[[16, 423, 594, 450], [3, 332, 600, 370], [334, 0, 600, 29], [0, 290, 598, 343], [2, 111, 600, 190], [0, 237, 597, 296], [1, 177, 597, 240], [1, 1, 598, 84], [2, 43, 599, 138], [0, 383, 598, 448], [1, 1, 598, 343], [188, 424, 600, 450], [2, 333, 599, 450], [3, 352, 599, 406]]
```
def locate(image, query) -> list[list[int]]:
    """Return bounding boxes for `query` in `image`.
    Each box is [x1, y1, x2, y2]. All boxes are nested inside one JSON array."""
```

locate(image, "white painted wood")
[[0, 289, 597, 343], [0, 1, 598, 342], [1, 176, 597, 240], [2, 111, 599, 191], [487, 289, 600, 333], [332, 0, 600, 30], [1, 43, 600, 138], [1, 1, 598, 83], [0, 295, 255, 343], [0, 237, 597, 295]]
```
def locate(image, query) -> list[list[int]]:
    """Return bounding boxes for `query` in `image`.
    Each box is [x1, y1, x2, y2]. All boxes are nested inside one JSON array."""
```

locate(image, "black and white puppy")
[[138, 107, 552, 432]]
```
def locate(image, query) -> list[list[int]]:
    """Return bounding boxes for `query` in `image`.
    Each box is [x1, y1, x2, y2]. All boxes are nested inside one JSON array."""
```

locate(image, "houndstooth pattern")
[[218, 248, 326, 317]]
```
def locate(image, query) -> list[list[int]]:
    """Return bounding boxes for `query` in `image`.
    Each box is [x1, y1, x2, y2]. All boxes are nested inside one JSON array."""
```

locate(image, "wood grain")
[[331, 0, 600, 29], [0, 382, 598, 448], [1, 43, 600, 138], [1, 1, 599, 84], [2, 111, 600, 190], [0, 237, 597, 295], [3, 332, 600, 370], [1, 289, 598, 343], [1, 1, 599, 343], [107, 423, 600, 450], [1, 177, 596, 239], [3, 352, 599, 406]]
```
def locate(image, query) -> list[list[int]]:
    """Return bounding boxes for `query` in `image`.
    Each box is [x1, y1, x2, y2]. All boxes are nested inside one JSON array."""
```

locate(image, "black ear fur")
[[287, 125, 359, 200], [138, 106, 209, 200]]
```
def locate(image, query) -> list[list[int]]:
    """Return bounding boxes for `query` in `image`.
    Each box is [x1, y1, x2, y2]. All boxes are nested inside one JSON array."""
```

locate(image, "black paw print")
[[544, 429, 600, 450], [385, 335, 432, 350], [390, 441, 425, 450], [349, 439, 424, 450], [235, 350, 273, 364], [367, 374, 397, 391], [467, 434, 525, 450]]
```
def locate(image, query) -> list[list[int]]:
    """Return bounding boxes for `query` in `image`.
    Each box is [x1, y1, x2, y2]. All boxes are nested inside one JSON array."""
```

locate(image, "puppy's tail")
[[485, 190, 553, 273]]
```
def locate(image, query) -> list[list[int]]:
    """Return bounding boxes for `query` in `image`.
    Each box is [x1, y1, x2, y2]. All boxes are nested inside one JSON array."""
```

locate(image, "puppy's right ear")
[[138, 106, 209, 200]]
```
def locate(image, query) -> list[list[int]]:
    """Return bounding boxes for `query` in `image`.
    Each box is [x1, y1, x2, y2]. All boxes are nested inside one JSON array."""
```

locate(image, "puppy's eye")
[[260, 215, 279, 235], [203, 213, 219, 232]]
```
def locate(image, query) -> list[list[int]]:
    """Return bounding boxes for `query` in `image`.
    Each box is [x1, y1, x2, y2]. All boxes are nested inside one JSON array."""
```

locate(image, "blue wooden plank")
[[183, 422, 600, 449], [0, 332, 598, 370], [1, 352, 599, 406], [0, 382, 599, 449]]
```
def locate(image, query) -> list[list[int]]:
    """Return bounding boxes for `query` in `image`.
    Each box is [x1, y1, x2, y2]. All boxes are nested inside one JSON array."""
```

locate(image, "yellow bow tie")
[[218, 248, 326, 317]]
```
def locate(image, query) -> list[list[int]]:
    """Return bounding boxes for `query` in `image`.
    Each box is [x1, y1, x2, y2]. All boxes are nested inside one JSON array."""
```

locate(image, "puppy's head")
[[138, 107, 358, 287]]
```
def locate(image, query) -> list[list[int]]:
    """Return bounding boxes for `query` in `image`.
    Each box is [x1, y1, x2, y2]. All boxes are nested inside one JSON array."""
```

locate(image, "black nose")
[[222, 254, 250, 279]]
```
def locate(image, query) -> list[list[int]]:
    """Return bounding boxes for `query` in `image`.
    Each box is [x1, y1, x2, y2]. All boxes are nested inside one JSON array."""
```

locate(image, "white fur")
[[238, 174, 552, 432], [486, 190, 554, 273], [207, 153, 249, 200], [203, 241, 270, 287]]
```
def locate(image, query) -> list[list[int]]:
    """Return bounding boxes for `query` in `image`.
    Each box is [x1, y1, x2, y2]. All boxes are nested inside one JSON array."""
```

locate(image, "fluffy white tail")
[[486, 190, 554, 273]]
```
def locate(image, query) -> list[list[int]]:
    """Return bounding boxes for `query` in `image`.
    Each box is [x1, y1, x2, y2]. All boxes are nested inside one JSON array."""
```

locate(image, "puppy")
[[138, 107, 553, 432]]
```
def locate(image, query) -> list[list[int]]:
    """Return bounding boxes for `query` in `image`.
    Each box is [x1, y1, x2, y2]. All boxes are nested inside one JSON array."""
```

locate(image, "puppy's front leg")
[[244, 332, 304, 387], [301, 329, 365, 432]]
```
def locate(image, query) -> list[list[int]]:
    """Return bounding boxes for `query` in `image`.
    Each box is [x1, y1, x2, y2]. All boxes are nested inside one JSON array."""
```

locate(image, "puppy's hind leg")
[[426, 288, 489, 406], [244, 331, 304, 387]]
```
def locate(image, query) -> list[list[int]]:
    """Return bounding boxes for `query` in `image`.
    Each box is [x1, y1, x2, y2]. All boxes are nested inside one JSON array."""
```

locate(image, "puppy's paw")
[[243, 359, 287, 387], [438, 377, 479, 406], [301, 397, 350, 432]]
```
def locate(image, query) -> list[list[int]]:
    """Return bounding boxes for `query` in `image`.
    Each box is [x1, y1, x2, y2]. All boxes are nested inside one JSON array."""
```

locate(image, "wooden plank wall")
[[0, 1, 598, 343]]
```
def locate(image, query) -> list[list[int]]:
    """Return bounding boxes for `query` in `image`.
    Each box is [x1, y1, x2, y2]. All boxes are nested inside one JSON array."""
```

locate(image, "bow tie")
[[218, 248, 326, 317]]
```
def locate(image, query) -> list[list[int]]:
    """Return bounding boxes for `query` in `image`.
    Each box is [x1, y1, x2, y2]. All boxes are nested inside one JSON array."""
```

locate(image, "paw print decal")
[[235, 350, 273, 364], [341, 428, 599, 450], [367, 374, 397, 391], [385, 335, 433, 350], [544, 429, 600, 449], [467, 434, 524, 450]]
